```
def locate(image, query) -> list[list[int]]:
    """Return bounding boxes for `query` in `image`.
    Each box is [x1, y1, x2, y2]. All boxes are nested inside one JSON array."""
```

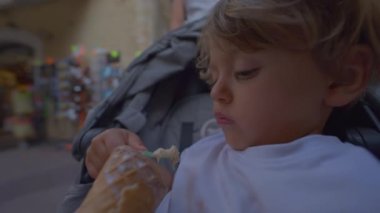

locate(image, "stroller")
[[58, 17, 380, 213]]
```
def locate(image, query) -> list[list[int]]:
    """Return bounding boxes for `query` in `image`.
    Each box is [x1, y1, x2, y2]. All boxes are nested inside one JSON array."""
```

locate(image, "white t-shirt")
[[156, 132, 380, 213]]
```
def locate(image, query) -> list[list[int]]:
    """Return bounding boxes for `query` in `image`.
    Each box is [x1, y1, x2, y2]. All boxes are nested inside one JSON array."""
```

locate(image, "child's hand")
[[78, 146, 172, 213], [85, 128, 147, 179]]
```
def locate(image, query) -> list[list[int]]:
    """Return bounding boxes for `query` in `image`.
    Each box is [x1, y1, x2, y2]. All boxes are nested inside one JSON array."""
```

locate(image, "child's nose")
[[210, 79, 233, 104]]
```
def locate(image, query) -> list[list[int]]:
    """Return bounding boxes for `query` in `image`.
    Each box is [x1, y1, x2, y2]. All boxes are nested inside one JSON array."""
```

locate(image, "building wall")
[[0, 0, 171, 66]]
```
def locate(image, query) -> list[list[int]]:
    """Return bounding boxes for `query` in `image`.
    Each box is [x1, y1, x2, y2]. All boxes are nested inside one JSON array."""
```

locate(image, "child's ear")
[[325, 45, 373, 107]]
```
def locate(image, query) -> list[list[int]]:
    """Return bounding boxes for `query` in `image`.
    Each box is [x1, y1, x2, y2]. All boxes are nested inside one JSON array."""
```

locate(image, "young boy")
[[78, 0, 380, 212], [156, 0, 380, 212]]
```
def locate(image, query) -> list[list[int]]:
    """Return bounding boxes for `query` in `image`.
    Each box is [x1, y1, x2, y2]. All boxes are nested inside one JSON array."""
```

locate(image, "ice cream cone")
[[77, 146, 169, 213]]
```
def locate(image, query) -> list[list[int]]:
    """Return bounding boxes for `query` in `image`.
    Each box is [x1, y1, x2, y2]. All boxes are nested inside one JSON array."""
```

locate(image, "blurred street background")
[[0, 0, 172, 212], [0, 144, 79, 212]]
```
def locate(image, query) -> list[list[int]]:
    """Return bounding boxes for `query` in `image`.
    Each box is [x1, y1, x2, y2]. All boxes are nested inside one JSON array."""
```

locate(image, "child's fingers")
[[101, 128, 146, 152], [92, 140, 109, 162], [102, 132, 128, 153], [85, 154, 101, 179], [86, 163, 98, 179], [123, 131, 147, 151], [86, 129, 124, 179], [86, 128, 148, 179], [86, 141, 109, 179]]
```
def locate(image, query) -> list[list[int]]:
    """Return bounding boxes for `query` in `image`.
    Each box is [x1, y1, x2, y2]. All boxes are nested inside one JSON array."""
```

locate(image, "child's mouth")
[[214, 112, 234, 125]]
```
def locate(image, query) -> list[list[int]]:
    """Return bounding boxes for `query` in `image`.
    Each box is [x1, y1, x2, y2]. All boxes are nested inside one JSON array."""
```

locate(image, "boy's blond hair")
[[198, 0, 380, 81]]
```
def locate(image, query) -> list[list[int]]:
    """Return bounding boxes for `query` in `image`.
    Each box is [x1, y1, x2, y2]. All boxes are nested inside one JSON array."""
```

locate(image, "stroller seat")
[[324, 84, 380, 159]]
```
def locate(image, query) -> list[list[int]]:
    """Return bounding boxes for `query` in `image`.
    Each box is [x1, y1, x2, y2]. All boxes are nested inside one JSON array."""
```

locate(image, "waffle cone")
[[77, 146, 169, 213]]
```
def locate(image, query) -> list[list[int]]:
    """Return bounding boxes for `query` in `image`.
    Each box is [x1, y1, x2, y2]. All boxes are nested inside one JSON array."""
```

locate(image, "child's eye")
[[234, 69, 260, 80]]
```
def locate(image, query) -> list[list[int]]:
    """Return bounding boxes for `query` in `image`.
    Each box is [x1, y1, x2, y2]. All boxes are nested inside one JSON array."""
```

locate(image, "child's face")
[[208, 44, 333, 150]]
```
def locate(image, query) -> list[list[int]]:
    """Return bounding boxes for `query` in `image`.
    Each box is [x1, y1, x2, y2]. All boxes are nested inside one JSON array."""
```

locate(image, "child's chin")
[[224, 133, 261, 150], [224, 133, 249, 150], [226, 140, 251, 151]]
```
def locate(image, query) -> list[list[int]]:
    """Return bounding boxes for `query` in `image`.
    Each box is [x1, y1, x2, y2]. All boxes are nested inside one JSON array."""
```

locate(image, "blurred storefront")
[[0, 0, 170, 149], [0, 29, 42, 148], [0, 36, 125, 148]]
